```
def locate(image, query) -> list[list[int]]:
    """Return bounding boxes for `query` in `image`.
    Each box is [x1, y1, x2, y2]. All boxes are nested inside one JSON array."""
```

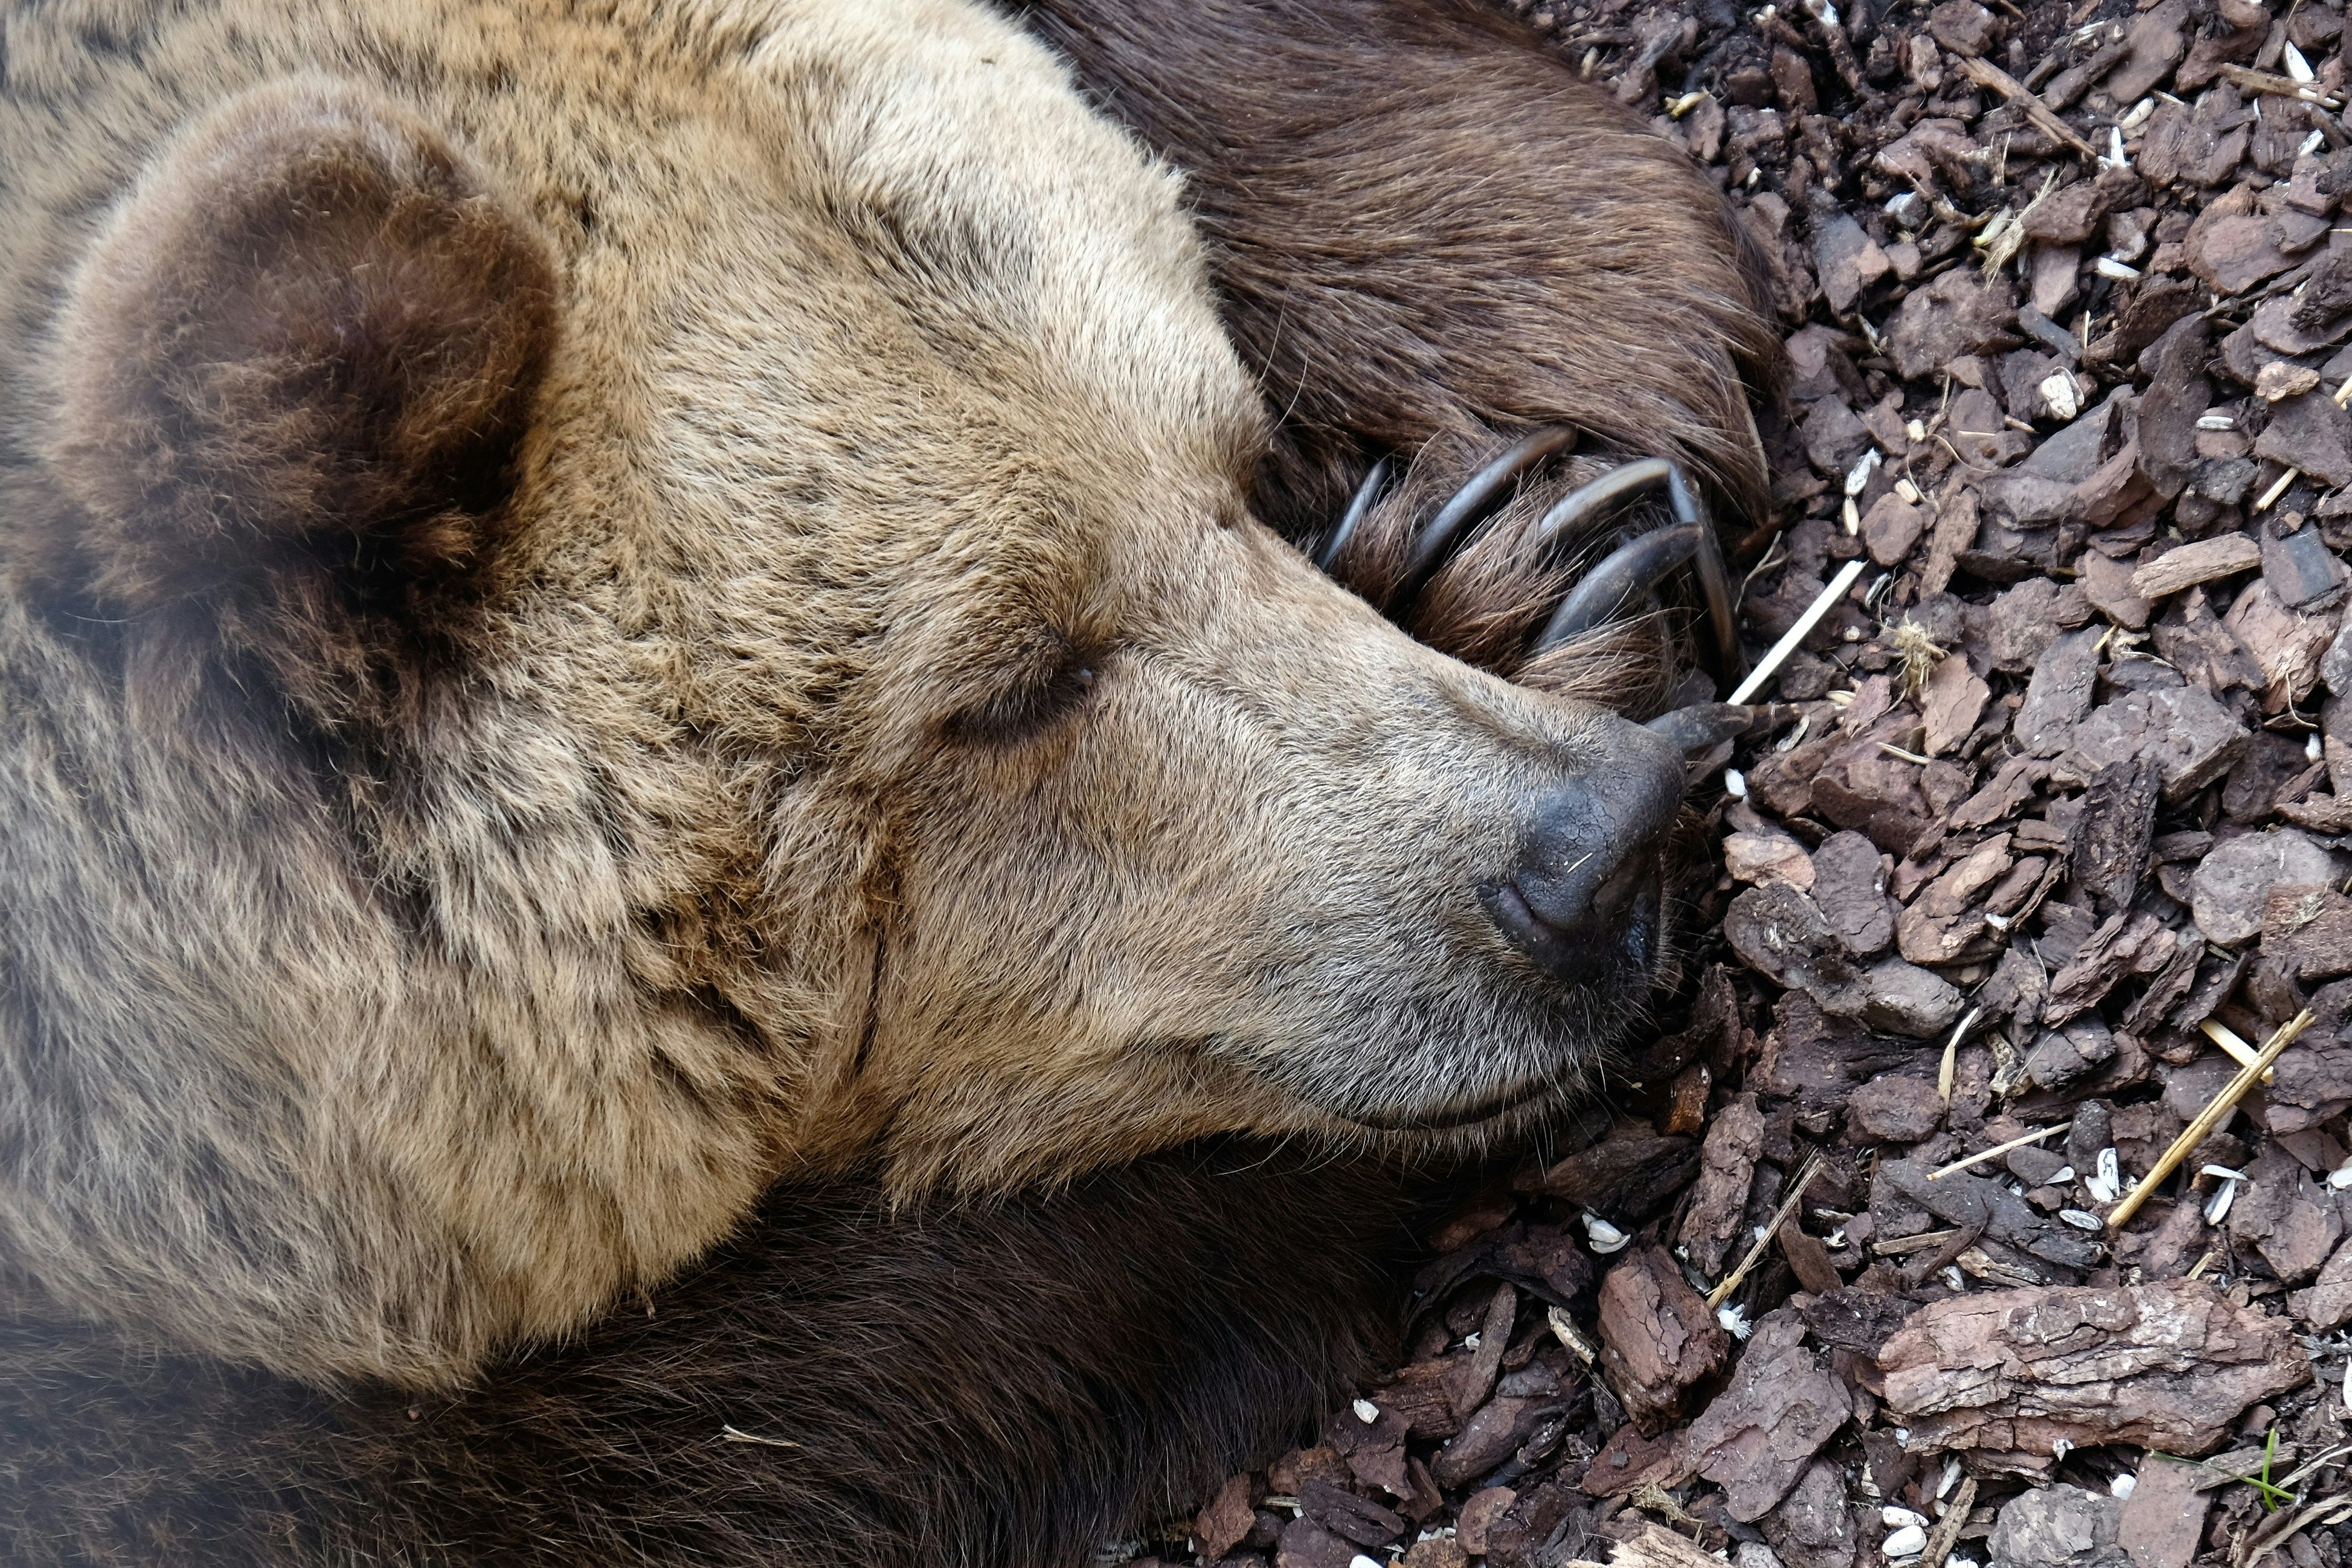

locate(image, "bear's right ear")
[[41, 78, 559, 612]]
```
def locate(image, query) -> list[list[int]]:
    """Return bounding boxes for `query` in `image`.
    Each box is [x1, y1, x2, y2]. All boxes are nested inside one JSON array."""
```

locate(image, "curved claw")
[[1644, 702, 1759, 756], [1390, 425, 1578, 608], [1544, 521, 1705, 646], [1317, 454, 1396, 571], [1531, 457, 1743, 684]]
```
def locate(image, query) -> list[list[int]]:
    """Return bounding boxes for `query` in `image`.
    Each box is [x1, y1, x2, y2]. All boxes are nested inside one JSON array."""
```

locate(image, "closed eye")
[[946, 639, 1105, 744]]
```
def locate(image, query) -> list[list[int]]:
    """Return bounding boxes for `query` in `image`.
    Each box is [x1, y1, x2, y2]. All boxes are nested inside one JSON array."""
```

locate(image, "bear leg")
[[1006, 0, 1782, 540]]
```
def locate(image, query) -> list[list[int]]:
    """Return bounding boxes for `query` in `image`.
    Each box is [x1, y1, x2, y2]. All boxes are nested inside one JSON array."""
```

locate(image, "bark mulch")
[[1117, 2, 2352, 1566]]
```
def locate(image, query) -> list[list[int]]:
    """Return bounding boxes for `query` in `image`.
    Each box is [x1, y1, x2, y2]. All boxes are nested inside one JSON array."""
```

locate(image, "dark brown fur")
[[47, 77, 556, 611], [1011, 0, 1779, 533], [1016, 0, 1778, 699], [1, 1145, 1429, 1568]]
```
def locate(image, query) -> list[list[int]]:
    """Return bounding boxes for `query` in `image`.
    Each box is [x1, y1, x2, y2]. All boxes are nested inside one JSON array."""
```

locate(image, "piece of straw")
[[2201, 1017, 2276, 1084], [1728, 559, 1866, 705], [2255, 466, 2301, 513], [2108, 1010, 2315, 1229], [1951, 54, 2101, 158], [1708, 1150, 1823, 1307], [1927, 1120, 2069, 1180], [1938, 1006, 1982, 1105]]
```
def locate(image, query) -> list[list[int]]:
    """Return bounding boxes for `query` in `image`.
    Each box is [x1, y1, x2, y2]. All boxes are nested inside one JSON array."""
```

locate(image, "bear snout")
[[1478, 714, 1684, 988]]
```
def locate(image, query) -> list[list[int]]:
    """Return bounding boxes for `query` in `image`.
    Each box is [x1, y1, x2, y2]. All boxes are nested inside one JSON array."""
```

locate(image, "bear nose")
[[1479, 717, 1685, 986]]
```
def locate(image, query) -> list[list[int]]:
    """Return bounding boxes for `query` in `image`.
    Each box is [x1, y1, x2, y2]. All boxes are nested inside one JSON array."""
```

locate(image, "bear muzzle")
[[1478, 712, 1684, 991]]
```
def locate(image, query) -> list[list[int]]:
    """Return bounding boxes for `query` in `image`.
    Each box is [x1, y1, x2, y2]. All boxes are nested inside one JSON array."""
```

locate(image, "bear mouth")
[[1338, 1070, 1560, 1133], [1316, 871, 1672, 1137]]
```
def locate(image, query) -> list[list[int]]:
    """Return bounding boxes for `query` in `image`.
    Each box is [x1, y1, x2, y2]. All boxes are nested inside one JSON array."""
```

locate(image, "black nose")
[[1479, 718, 1684, 986]]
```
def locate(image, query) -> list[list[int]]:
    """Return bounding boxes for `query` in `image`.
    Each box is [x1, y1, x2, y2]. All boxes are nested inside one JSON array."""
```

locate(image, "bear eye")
[[947, 640, 1105, 745]]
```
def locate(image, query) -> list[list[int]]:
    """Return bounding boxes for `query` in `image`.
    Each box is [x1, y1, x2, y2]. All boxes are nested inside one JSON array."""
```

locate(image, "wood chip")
[[2129, 534, 2263, 600], [1952, 54, 2100, 158]]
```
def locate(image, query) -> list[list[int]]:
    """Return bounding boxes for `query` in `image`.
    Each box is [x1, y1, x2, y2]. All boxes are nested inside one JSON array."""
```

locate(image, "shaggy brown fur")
[[1013, 0, 1779, 543], [0, 0, 1775, 1555], [45, 76, 558, 609], [1017, 0, 1779, 706], [0, 0, 1749, 1399]]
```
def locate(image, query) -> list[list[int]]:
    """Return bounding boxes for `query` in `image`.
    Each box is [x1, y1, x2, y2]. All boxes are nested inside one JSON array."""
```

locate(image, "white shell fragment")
[[2058, 1209, 2104, 1231], [2111, 1475, 2137, 1500], [1883, 1508, 1929, 1529], [1883, 1525, 1928, 1558], [1718, 1303, 1753, 1340], [1352, 1398, 1380, 1423], [2206, 1175, 2240, 1225], [1845, 448, 1881, 496], [2085, 1149, 2122, 1204], [1582, 1213, 1630, 1254], [2094, 256, 2141, 281], [2039, 372, 2081, 421], [1547, 1304, 1599, 1364]]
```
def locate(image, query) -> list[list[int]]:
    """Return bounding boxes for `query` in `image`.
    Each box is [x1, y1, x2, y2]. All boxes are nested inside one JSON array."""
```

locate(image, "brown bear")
[[0, 0, 1774, 1560]]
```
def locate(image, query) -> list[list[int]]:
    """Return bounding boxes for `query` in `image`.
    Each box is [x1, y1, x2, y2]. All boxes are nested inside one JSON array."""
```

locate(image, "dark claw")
[[1544, 520, 1705, 646], [1316, 454, 1396, 570], [1644, 701, 1798, 756], [1644, 702, 1757, 756], [1390, 425, 1577, 608], [1530, 457, 1743, 684]]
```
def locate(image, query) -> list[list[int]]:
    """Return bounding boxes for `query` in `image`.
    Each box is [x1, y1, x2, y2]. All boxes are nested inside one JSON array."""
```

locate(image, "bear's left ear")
[[42, 77, 559, 611]]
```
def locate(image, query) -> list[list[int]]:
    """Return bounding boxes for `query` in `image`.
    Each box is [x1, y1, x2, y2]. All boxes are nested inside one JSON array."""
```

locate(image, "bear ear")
[[43, 77, 559, 611]]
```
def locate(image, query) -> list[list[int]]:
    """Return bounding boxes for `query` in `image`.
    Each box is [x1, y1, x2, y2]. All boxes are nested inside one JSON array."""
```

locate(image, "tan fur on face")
[[0, 0, 1691, 1391]]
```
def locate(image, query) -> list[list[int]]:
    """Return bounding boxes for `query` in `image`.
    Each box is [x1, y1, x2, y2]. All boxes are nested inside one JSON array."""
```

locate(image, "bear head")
[[0, 1, 1686, 1386]]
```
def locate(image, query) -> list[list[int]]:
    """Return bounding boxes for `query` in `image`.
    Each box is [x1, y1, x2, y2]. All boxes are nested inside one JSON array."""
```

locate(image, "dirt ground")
[[1117, 1, 2352, 1566]]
